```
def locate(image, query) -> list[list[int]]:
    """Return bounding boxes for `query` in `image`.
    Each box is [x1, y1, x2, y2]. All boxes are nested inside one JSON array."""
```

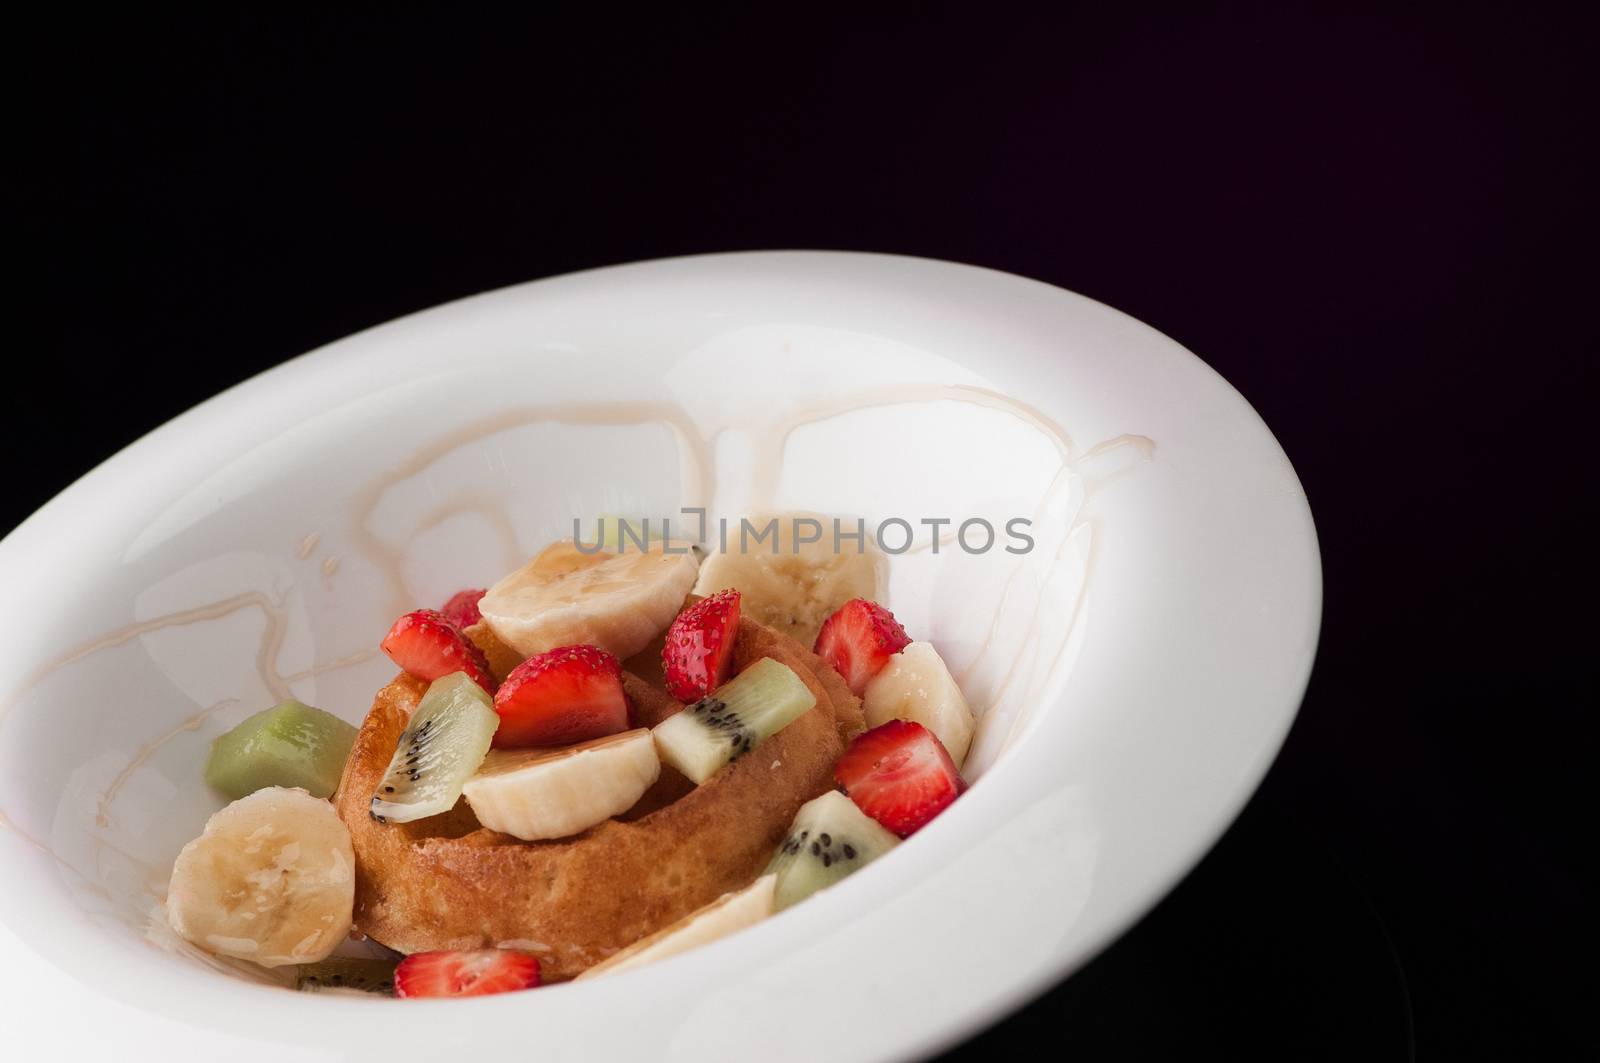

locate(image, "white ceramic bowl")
[[0, 252, 1318, 1061]]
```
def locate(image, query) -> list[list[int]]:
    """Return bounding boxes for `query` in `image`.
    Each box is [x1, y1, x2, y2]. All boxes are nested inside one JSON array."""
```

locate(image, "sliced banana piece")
[[165, 786, 354, 967], [692, 512, 884, 649], [463, 729, 660, 841], [479, 540, 699, 660], [861, 641, 976, 769], [576, 874, 777, 980]]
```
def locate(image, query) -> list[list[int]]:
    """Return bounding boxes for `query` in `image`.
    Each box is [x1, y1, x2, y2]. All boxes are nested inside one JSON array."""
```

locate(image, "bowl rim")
[[0, 250, 1321, 1061]]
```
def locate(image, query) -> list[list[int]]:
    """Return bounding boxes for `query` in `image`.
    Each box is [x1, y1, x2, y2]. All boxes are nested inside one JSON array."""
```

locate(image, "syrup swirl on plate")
[[0, 382, 1150, 974]]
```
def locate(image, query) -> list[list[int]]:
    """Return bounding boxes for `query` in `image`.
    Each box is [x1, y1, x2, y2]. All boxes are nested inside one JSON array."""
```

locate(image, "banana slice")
[[479, 540, 699, 660], [576, 874, 777, 980], [861, 641, 976, 769], [462, 729, 661, 841], [693, 513, 884, 648], [165, 786, 354, 967]]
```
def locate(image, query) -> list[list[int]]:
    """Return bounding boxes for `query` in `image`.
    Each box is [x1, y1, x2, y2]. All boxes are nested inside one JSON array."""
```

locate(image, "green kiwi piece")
[[764, 790, 899, 910], [596, 513, 647, 550], [369, 671, 498, 824], [650, 658, 816, 784], [204, 699, 358, 800], [295, 957, 397, 995]]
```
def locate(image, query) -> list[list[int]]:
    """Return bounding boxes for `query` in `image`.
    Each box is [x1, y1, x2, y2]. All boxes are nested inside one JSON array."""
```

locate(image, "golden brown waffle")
[[333, 613, 863, 981]]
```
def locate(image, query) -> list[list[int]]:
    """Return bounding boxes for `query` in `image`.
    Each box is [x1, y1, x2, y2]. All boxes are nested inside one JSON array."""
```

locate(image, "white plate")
[[0, 252, 1319, 1061]]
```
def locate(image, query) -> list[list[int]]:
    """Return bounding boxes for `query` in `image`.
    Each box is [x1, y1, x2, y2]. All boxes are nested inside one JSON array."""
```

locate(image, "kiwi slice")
[[205, 699, 358, 800], [369, 672, 498, 824], [296, 957, 397, 995], [651, 657, 816, 784], [595, 513, 646, 550], [764, 790, 899, 910]]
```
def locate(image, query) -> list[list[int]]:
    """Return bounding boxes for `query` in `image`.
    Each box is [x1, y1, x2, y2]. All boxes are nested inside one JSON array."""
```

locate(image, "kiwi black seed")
[[295, 957, 398, 995], [650, 658, 816, 784], [691, 696, 758, 758], [763, 791, 901, 911], [368, 671, 498, 824]]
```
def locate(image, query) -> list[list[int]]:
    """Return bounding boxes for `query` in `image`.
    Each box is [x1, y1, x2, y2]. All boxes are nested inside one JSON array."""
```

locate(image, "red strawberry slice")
[[661, 588, 742, 702], [813, 599, 912, 696], [492, 643, 628, 748], [440, 588, 486, 630], [381, 609, 497, 692], [834, 719, 965, 837], [394, 949, 540, 998]]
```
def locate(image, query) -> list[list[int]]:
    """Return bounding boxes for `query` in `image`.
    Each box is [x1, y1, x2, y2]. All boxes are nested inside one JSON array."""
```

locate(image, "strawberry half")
[[813, 599, 912, 696], [394, 949, 540, 998], [381, 609, 497, 692], [440, 588, 486, 630], [492, 643, 628, 748], [661, 588, 741, 702], [834, 719, 965, 837]]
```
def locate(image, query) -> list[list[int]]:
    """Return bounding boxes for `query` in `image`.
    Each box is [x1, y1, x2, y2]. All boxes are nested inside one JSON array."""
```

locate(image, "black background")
[[18, 4, 1593, 1059]]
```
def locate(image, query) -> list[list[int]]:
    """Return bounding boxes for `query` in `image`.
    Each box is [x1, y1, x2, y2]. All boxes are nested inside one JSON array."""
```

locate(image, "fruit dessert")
[[164, 527, 978, 997]]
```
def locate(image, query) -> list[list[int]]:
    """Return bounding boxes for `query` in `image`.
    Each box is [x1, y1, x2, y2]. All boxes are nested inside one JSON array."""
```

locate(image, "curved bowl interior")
[[0, 252, 1319, 1061]]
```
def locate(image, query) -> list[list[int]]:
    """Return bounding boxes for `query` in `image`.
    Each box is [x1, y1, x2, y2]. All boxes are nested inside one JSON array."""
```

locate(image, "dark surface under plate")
[[16, 4, 1592, 1059]]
